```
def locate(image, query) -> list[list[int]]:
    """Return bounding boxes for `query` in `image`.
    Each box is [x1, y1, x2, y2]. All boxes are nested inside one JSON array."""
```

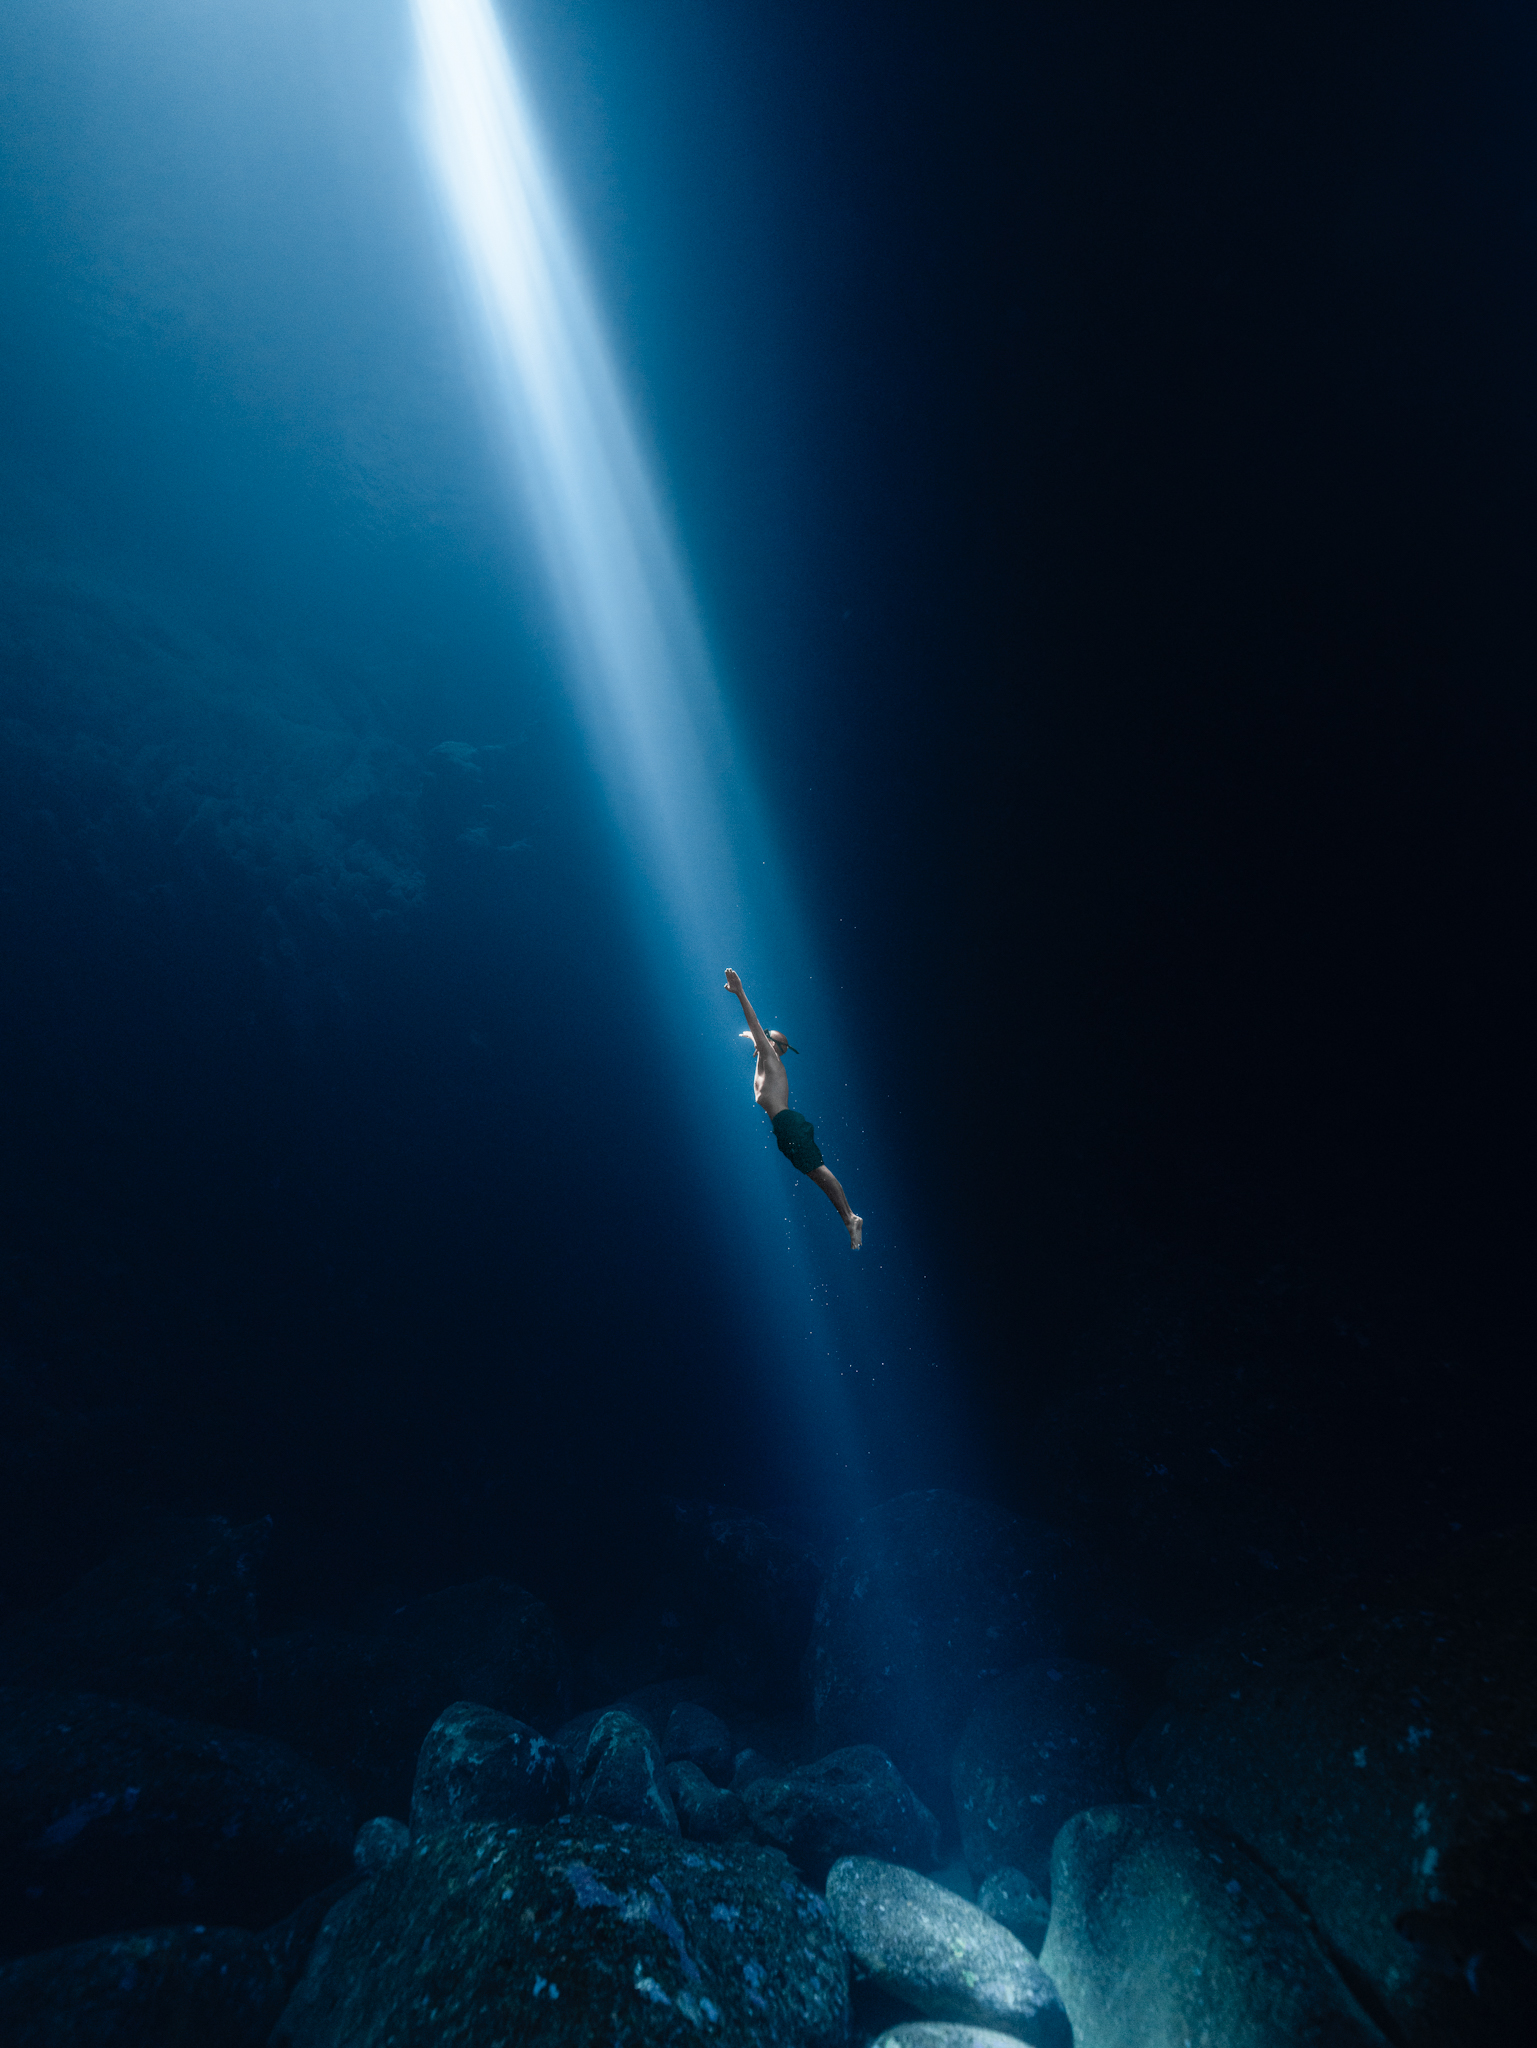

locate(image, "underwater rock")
[[352, 1815, 409, 1874], [572, 1708, 678, 1833], [256, 1578, 568, 1819], [0, 1686, 353, 1958], [742, 1743, 940, 1884], [270, 1815, 850, 2047], [552, 1681, 732, 1774], [552, 1705, 604, 1775], [975, 1867, 1052, 1956], [0, 1924, 288, 2048], [0, 1872, 353, 2048], [0, 1516, 269, 1726], [1128, 1529, 1537, 2045], [803, 1490, 1072, 1815], [954, 1656, 1134, 1887], [410, 1700, 568, 1837], [618, 1672, 734, 1738], [871, 2029, 1041, 2048], [732, 1745, 777, 1791], [827, 1856, 1069, 2046], [664, 1760, 747, 1842], [1040, 1806, 1385, 2047], [662, 1699, 734, 1781]]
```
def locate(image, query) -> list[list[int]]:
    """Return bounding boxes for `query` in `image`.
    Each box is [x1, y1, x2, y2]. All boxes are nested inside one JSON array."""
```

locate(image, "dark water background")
[[3, 0, 1533, 1663]]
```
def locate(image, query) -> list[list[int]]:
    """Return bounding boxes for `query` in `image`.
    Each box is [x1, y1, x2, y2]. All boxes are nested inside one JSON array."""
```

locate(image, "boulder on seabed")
[[976, 1868, 1052, 1956], [663, 1700, 734, 1782], [572, 1708, 677, 1833], [873, 2030, 1046, 2048], [621, 1674, 733, 1731], [410, 1699, 568, 1836], [553, 1680, 730, 1777], [731, 1746, 776, 1792], [0, 1875, 354, 2048], [1040, 1806, 1385, 2048], [802, 1490, 1073, 1815], [271, 1816, 850, 2048], [552, 1706, 604, 1776], [743, 1744, 940, 1884], [1127, 1530, 1537, 2046], [826, 1856, 1069, 2046], [0, 1686, 353, 1958], [955, 1657, 1134, 1887], [665, 1760, 746, 1842], [0, 1516, 270, 1725], [0, 1872, 356, 2048], [352, 1816, 409, 1874], [255, 1577, 569, 1819]]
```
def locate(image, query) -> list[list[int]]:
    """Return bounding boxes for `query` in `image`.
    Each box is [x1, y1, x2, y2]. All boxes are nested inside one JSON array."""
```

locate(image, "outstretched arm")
[[724, 968, 774, 1057]]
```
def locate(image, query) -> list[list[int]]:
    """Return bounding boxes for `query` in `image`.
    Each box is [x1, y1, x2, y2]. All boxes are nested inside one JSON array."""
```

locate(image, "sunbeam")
[[411, 0, 767, 977], [406, 0, 946, 1502]]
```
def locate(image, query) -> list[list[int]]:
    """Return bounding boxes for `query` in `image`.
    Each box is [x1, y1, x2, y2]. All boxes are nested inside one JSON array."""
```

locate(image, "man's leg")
[[811, 1165, 863, 1248]]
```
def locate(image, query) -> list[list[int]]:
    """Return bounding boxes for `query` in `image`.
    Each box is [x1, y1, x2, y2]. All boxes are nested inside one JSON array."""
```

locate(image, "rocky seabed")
[[0, 1492, 1531, 2045]]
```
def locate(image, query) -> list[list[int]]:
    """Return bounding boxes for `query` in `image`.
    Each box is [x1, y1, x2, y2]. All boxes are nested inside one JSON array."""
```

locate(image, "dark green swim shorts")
[[771, 1108, 824, 1176]]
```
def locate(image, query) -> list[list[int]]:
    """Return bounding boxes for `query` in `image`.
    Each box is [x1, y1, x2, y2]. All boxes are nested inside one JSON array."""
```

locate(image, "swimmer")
[[725, 968, 862, 1249]]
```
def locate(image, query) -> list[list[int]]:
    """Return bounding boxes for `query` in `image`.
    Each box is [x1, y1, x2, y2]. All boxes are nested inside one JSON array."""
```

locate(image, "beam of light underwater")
[[411, 0, 756, 981], [410, 0, 950, 1500]]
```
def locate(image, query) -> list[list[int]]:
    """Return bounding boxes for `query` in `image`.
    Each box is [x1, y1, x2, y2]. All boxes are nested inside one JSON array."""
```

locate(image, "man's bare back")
[[725, 968, 862, 1249]]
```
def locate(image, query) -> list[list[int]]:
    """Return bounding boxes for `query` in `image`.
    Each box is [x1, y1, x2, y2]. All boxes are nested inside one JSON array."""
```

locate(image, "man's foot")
[[847, 1213, 863, 1250]]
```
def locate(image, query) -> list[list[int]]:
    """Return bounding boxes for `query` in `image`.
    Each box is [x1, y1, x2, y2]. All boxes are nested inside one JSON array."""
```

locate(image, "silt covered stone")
[[663, 1699, 735, 1782], [271, 1815, 850, 2047], [826, 1856, 1069, 2046], [665, 1759, 746, 1843], [872, 2030, 1046, 2048], [0, 1873, 355, 2048], [1128, 1531, 1537, 2045], [573, 1707, 678, 1833], [976, 1867, 1051, 1956], [410, 1699, 568, 1836], [1040, 1806, 1385, 2048], [743, 1744, 940, 1884]]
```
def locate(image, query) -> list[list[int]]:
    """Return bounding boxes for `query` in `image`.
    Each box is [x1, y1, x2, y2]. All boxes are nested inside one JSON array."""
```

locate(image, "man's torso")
[[754, 1048, 790, 1119]]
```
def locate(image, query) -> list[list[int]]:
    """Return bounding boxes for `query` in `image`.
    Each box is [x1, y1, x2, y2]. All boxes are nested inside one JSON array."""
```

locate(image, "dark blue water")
[[2, 6, 1535, 2037], [5, 0, 1533, 1598], [1, 0, 984, 1609]]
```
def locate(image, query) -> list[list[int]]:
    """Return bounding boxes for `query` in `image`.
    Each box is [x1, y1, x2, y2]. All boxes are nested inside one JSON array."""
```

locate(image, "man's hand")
[[725, 968, 770, 1059]]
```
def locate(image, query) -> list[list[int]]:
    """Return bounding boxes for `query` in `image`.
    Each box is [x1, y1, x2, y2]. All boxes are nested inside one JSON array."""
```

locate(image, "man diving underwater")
[[725, 968, 863, 1249]]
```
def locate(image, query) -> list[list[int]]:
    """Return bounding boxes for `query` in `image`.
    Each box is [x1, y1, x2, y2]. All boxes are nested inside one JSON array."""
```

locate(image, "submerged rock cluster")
[[0, 1492, 1530, 2045]]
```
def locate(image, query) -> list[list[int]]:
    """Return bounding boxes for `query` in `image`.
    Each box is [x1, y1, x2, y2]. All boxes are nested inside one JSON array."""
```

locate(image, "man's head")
[[740, 1028, 796, 1056]]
